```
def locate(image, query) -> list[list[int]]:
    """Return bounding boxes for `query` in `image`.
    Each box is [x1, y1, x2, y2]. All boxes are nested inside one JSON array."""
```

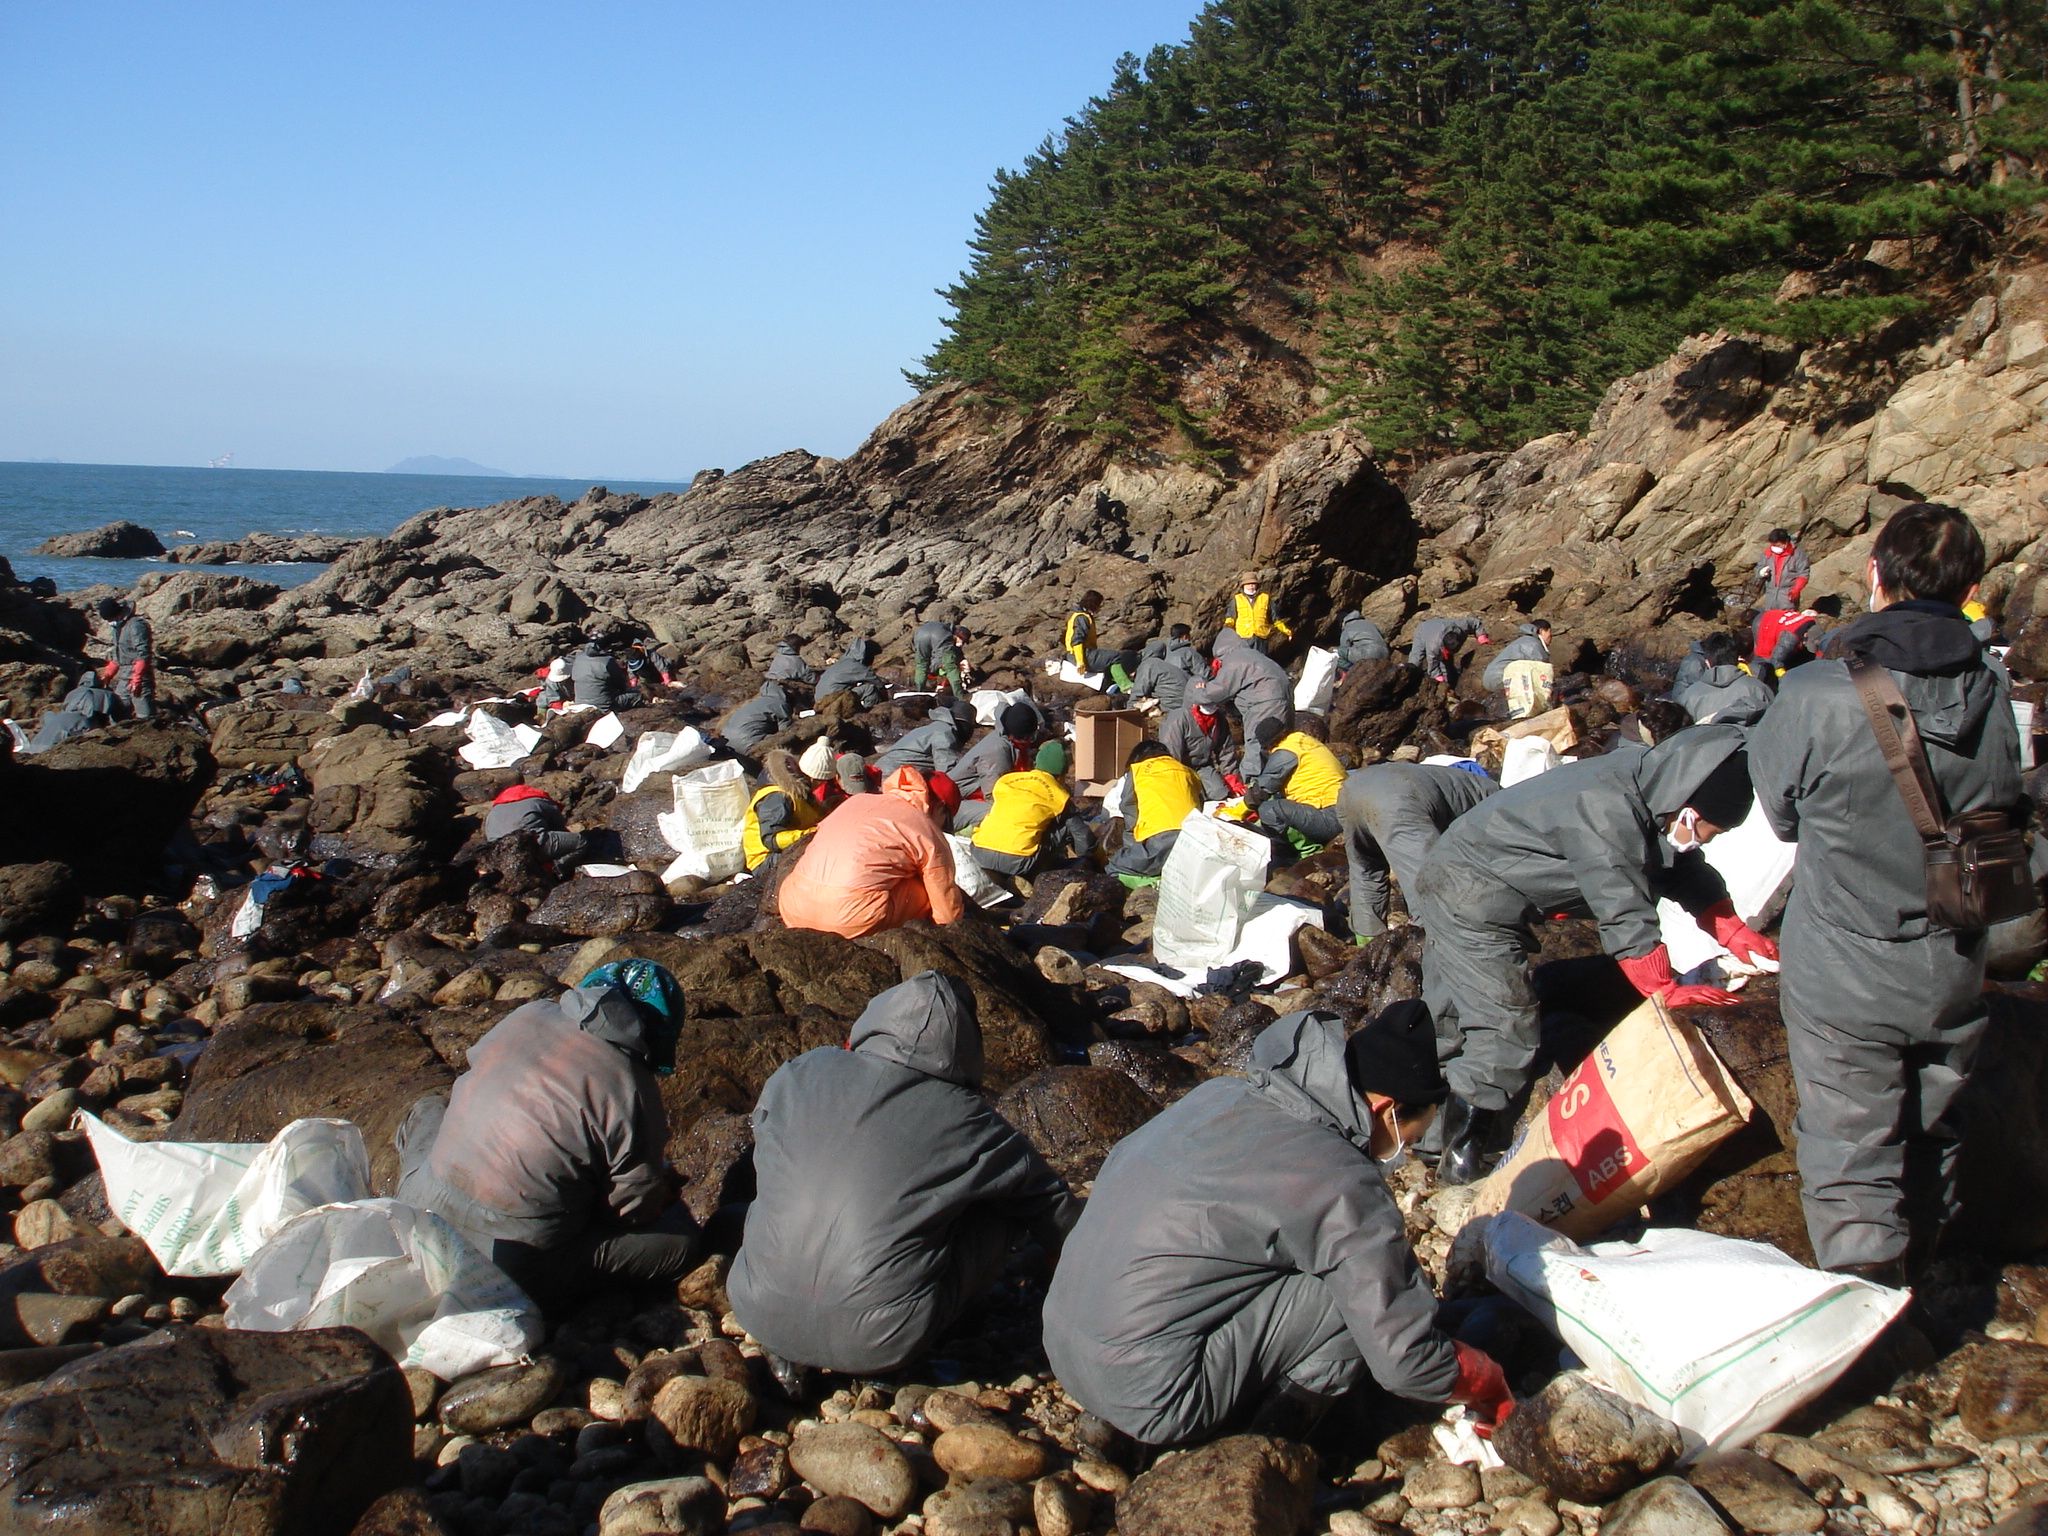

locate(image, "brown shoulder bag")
[[1846, 654, 2036, 931]]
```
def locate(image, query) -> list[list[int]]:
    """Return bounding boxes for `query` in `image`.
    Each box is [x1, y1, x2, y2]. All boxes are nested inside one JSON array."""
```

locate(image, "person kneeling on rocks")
[[569, 636, 641, 711], [484, 784, 587, 871], [729, 971, 1079, 1380], [952, 702, 1043, 830], [395, 959, 701, 1305], [1105, 741, 1202, 881], [779, 764, 965, 938], [970, 740, 1096, 878], [723, 678, 800, 759], [743, 749, 826, 872], [25, 671, 127, 754], [1042, 1005, 1513, 1448], [1246, 715, 1346, 850], [816, 637, 889, 712]]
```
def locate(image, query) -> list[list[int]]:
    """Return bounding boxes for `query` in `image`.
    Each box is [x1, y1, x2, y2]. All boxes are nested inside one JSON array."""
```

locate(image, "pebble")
[[399, 1364, 440, 1421], [1606, 1476, 1736, 1536], [787, 1421, 919, 1520], [20, 1090, 76, 1134], [925, 1389, 1005, 1431], [457, 1442, 520, 1500], [623, 1350, 699, 1420], [437, 1355, 567, 1436], [932, 1424, 1050, 1483], [798, 1493, 876, 1535], [412, 1423, 447, 1461], [588, 1376, 626, 1420], [11, 1200, 81, 1250], [649, 1373, 756, 1461], [1960, 1345, 2048, 1441], [435, 1434, 476, 1468], [1331, 1513, 1401, 1536], [1032, 1474, 1094, 1536], [12, 1294, 109, 1346], [1070, 1459, 1130, 1495], [596, 1475, 724, 1536], [1500, 1496, 1566, 1536], [1689, 1450, 1827, 1534], [531, 1405, 593, 1436], [729, 1440, 794, 1499], [1495, 1372, 1686, 1504], [1405, 1459, 1484, 1511]]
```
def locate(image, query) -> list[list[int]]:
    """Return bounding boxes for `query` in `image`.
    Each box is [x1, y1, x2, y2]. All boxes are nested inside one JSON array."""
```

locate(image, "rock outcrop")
[[33, 521, 165, 559]]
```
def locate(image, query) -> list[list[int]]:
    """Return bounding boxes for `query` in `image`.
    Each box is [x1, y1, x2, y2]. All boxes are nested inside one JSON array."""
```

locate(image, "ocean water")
[[0, 461, 697, 591]]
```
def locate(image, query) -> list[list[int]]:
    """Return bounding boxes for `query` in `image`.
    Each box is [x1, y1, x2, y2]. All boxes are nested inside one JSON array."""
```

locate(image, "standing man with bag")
[[1751, 504, 2028, 1284]]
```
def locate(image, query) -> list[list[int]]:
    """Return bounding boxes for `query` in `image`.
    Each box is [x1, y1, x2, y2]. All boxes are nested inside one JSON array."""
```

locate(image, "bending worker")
[[1229, 572, 1291, 655], [484, 784, 587, 870], [730, 972, 1078, 1382], [26, 671, 126, 754], [1246, 716, 1347, 849], [1411, 723, 1777, 1184], [816, 638, 889, 711], [1675, 634, 1773, 725], [1063, 590, 1138, 691], [1130, 626, 1201, 711], [912, 616, 971, 695], [1482, 621, 1553, 719], [874, 702, 971, 778], [724, 678, 797, 758], [953, 702, 1041, 830], [1339, 760, 1498, 941], [779, 765, 964, 939], [1106, 741, 1203, 880], [1335, 610, 1390, 678], [571, 637, 641, 711], [1189, 630, 1292, 776], [1043, 1004, 1513, 1447], [1407, 615, 1488, 686], [396, 959, 700, 1304], [1160, 700, 1245, 803], [970, 741, 1096, 878], [766, 636, 816, 686]]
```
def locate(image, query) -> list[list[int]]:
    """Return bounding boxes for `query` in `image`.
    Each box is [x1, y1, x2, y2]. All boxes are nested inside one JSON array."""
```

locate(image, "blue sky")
[[0, 1, 1207, 479]]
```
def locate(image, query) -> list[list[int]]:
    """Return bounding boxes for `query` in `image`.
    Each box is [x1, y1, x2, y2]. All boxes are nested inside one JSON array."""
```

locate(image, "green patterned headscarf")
[[581, 959, 684, 1075]]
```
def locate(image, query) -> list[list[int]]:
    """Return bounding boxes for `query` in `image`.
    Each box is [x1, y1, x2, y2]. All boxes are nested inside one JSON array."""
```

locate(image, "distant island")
[[384, 455, 518, 478]]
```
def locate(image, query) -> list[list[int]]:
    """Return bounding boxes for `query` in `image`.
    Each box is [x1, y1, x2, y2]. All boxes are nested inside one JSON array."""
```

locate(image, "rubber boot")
[[1437, 1095, 1500, 1187], [1110, 663, 1136, 692]]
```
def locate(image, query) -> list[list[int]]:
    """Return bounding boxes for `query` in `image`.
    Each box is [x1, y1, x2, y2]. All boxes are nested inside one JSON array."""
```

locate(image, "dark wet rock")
[[531, 870, 673, 937], [437, 1356, 568, 1436], [598, 1475, 723, 1536], [1494, 1373, 1685, 1505], [672, 1109, 754, 1224], [657, 1012, 842, 1143], [1986, 1501, 2048, 1536], [209, 705, 342, 768], [728, 1440, 793, 1499], [305, 728, 458, 860], [35, 520, 163, 558], [1957, 1339, 2048, 1440], [787, 1421, 918, 1519], [1201, 999, 1279, 1071], [1605, 1476, 1734, 1536], [1688, 1450, 1825, 1534], [852, 918, 1075, 1091], [621, 1351, 698, 1422], [0, 862, 80, 942], [799, 1492, 877, 1536], [1086, 1040, 1205, 1103], [1328, 659, 1442, 759], [468, 829, 563, 900], [995, 1066, 1161, 1186], [1116, 1433, 1317, 1536], [170, 1001, 453, 1193], [348, 1486, 458, 1535], [1313, 923, 1427, 1022], [648, 1374, 755, 1461], [3, 722, 215, 888], [0, 1232, 156, 1306], [0, 1325, 410, 1536]]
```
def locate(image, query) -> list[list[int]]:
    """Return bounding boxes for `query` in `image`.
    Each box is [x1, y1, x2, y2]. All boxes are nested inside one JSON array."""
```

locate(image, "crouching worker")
[[730, 972, 1079, 1378], [1339, 760, 1498, 941], [1105, 741, 1203, 880], [1247, 716, 1346, 849], [779, 765, 965, 938], [1412, 723, 1775, 1185], [1043, 1005, 1513, 1448], [25, 671, 126, 753], [395, 959, 700, 1305], [744, 750, 825, 871], [970, 741, 1096, 878], [485, 784, 586, 870]]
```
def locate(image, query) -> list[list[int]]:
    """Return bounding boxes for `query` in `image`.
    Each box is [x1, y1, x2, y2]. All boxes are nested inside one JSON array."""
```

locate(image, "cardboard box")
[[1073, 707, 1147, 787]]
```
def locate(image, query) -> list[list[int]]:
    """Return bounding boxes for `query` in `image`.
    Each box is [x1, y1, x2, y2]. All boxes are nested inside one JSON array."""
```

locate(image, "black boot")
[[1437, 1094, 1500, 1187], [764, 1351, 811, 1402]]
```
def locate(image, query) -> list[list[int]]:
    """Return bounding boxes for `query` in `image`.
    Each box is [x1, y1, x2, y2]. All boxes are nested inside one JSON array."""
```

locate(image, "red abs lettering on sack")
[[1547, 1047, 1644, 1205]]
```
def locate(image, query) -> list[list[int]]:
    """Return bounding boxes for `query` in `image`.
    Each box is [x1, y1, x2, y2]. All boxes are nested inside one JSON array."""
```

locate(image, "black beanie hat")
[[1688, 749, 1754, 829], [1345, 1000, 1449, 1108], [1000, 703, 1038, 738]]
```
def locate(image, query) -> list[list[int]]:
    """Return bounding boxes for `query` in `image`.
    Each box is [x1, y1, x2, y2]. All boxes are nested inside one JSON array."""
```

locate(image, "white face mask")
[[1242, 587, 1258, 597], [1664, 806, 1700, 856]]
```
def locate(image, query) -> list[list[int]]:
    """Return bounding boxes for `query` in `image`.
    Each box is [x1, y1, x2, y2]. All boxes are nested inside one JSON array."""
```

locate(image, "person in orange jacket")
[[778, 765, 966, 939]]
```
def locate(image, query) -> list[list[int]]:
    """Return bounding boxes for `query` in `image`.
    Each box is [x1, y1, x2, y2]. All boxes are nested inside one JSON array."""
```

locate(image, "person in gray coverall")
[[816, 638, 889, 710], [1159, 701, 1244, 802], [1675, 634, 1774, 725], [952, 702, 1041, 830], [1129, 626, 1202, 710], [396, 959, 700, 1305], [724, 679, 797, 756], [1188, 629, 1293, 776], [25, 672, 126, 753], [874, 703, 972, 778], [729, 972, 1079, 1379], [1042, 1005, 1513, 1448], [1407, 615, 1488, 685], [1482, 621, 1551, 692], [97, 597, 155, 719], [1340, 762, 1498, 940], [1335, 610, 1390, 676], [1751, 503, 2023, 1283], [570, 639, 641, 710], [912, 617, 970, 694], [1412, 723, 1778, 1183], [766, 637, 816, 686], [484, 785, 587, 869]]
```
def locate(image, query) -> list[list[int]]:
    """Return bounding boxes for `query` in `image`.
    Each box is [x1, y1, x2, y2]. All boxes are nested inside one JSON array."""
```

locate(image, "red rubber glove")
[[1616, 944, 1742, 1009], [1450, 1341, 1515, 1437], [1699, 899, 1778, 967], [1224, 773, 1248, 797]]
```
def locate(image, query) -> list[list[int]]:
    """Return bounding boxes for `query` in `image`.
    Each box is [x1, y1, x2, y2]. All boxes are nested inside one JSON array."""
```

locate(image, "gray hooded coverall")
[[1750, 602, 2023, 1271], [1756, 542, 1812, 612], [570, 645, 638, 710], [1130, 637, 1202, 711], [1482, 625, 1551, 691], [766, 641, 816, 686], [107, 614, 154, 718], [1042, 1010, 1460, 1447], [874, 713, 969, 778], [725, 680, 794, 755], [26, 680, 124, 754], [1411, 725, 1745, 1111], [728, 973, 1078, 1374], [912, 620, 965, 693], [483, 791, 587, 868], [1340, 764, 1499, 938], [1408, 616, 1485, 684], [1677, 664, 1775, 726], [1188, 630, 1292, 776], [1336, 612, 1390, 671], [816, 639, 888, 710], [1160, 704, 1242, 802]]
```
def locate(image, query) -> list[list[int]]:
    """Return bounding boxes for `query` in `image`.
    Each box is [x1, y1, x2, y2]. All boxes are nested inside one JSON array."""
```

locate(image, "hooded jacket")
[[570, 645, 631, 709], [26, 681, 124, 753], [1408, 616, 1485, 670], [725, 681, 794, 753], [913, 619, 962, 666], [1130, 638, 1201, 710], [398, 987, 671, 1247], [1337, 612, 1390, 668], [765, 641, 817, 686], [484, 784, 566, 841], [1670, 640, 1712, 698], [874, 713, 968, 777], [1752, 602, 2023, 941], [817, 639, 887, 710], [1482, 625, 1552, 691], [1160, 704, 1241, 779], [1416, 725, 1745, 959], [1755, 542, 1812, 610], [778, 766, 966, 938], [1188, 630, 1291, 716], [1676, 664, 1775, 726], [953, 727, 1031, 801], [729, 973, 1078, 1373], [1042, 1011, 1459, 1446]]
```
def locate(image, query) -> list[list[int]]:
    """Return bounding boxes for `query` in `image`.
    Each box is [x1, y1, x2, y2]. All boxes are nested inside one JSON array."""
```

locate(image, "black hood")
[[1834, 602, 1981, 676]]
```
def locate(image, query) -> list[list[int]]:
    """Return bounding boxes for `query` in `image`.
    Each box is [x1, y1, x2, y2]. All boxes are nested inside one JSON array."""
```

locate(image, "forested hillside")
[[913, 0, 2046, 464]]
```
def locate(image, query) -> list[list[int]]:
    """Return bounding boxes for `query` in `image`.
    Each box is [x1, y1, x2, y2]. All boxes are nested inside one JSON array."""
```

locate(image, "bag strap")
[[1845, 654, 1951, 844]]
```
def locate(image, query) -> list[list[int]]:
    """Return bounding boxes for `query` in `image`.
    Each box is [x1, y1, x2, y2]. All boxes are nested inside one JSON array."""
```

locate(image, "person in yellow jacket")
[[1063, 590, 1139, 691], [1229, 572, 1292, 655], [970, 741, 1098, 878], [742, 751, 826, 871], [1245, 716, 1345, 847], [1105, 742, 1203, 881]]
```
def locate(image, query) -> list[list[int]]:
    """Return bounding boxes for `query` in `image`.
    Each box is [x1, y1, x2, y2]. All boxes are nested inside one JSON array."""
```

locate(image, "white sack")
[[656, 759, 749, 882], [1101, 773, 1133, 825], [971, 688, 1035, 727], [1152, 812, 1271, 972], [1292, 646, 1340, 715], [1484, 1212, 1909, 1453], [622, 727, 715, 795], [946, 834, 1014, 909], [230, 889, 265, 939], [575, 863, 637, 878], [457, 708, 539, 771], [224, 1198, 543, 1381], [1500, 736, 1561, 786], [82, 1114, 373, 1278], [1657, 807, 1798, 974], [1047, 659, 1105, 691], [585, 711, 626, 749]]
